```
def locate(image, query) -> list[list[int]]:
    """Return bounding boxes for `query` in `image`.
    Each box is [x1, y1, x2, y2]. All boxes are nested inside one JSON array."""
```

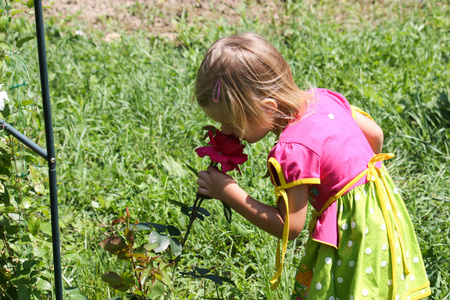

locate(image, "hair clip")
[[212, 79, 221, 103]]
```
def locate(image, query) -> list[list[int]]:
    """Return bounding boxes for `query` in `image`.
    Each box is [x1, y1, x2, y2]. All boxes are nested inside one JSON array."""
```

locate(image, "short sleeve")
[[351, 105, 374, 121], [268, 142, 321, 188]]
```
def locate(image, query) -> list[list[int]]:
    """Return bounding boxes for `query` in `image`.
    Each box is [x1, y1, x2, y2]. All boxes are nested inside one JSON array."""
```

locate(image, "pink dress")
[[267, 89, 430, 300]]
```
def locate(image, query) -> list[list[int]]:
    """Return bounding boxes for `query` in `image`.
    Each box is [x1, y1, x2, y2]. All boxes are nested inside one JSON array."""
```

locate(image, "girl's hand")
[[197, 166, 240, 201]]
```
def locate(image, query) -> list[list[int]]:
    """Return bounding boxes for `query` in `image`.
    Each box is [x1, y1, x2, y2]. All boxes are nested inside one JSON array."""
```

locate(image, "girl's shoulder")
[[278, 88, 354, 144]]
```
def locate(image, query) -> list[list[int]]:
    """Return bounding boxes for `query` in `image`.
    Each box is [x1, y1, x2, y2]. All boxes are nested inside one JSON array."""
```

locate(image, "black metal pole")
[[33, 0, 63, 299], [0, 119, 48, 160]]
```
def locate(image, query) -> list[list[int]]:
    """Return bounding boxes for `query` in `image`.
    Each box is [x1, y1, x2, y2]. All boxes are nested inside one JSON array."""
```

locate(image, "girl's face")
[[202, 106, 271, 143]]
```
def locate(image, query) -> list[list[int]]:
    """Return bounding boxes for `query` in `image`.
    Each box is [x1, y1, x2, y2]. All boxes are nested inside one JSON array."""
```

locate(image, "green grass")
[[2, 0, 449, 299]]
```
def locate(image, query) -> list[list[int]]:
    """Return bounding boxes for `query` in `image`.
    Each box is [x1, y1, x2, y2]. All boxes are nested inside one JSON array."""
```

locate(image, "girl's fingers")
[[197, 186, 209, 196], [197, 178, 207, 187], [198, 170, 210, 180]]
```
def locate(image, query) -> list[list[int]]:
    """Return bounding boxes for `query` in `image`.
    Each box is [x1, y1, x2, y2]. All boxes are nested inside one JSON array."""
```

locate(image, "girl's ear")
[[261, 98, 278, 111]]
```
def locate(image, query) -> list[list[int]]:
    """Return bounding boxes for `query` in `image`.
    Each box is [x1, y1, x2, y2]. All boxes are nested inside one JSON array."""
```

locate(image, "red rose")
[[195, 129, 248, 173]]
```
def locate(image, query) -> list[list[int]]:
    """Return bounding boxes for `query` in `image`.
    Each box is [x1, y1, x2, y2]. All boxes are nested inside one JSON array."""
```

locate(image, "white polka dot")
[[393, 187, 399, 194], [388, 279, 392, 286], [340, 204, 344, 212], [363, 189, 367, 195], [365, 248, 372, 255], [365, 227, 369, 235], [407, 297, 411, 300], [316, 283, 322, 290], [369, 207, 375, 214], [410, 275, 415, 282], [397, 257, 401, 264], [350, 296, 353, 300], [312, 268, 315, 273], [421, 290, 425, 294], [413, 257, 420, 263], [406, 251, 409, 258], [329, 296, 335, 300], [387, 203, 391, 210], [337, 277, 344, 283], [382, 244, 387, 250], [381, 260, 387, 267], [355, 194, 361, 201], [349, 261, 356, 267], [395, 295, 400, 300], [362, 289, 369, 296], [406, 284, 409, 291], [398, 212, 402, 218], [325, 257, 332, 264], [381, 224, 386, 231], [342, 223, 349, 230], [348, 240, 353, 247], [395, 242, 399, 249], [351, 221, 356, 228], [328, 114, 335, 120], [395, 231, 398, 237], [401, 273, 405, 280], [337, 259, 342, 266], [366, 267, 372, 274]]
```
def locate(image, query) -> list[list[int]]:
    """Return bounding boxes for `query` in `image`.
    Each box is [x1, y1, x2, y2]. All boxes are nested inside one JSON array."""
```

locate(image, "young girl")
[[195, 32, 431, 300]]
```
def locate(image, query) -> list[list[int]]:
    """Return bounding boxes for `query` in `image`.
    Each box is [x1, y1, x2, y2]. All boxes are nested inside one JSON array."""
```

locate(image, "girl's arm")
[[354, 111, 384, 154], [197, 166, 308, 240]]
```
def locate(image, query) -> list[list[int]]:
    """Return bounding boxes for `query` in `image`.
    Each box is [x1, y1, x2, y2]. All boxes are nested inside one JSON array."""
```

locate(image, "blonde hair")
[[194, 32, 314, 135]]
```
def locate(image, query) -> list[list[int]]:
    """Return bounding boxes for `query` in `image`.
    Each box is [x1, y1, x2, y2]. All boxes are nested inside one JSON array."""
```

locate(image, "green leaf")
[[151, 280, 165, 296], [120, 271, 134, 286], [148, 231, 170, 253], [139, 222, 166, 232], [99, 236, 128, 254], [218, 275, 236, 286], [204, 274, 223, 285], [101, 271, 122, 286], [143, 242, 159, 251], [34, 183, 45, 195], [14, 100, 35, 107], [33, 246, 47, 258], [25, 0, 34, 9], [35, 278, 52, 290], [134, 222, 152, 231], [10, 9, 26, 17], [168, 199, 188, 209], [222, 201, 232, 224], [169, 237, 182, 257], [185, 163, 198, 177], [167, 225, 181, 236], [194, 267, 211, 276], [18, 285, 31, 300]]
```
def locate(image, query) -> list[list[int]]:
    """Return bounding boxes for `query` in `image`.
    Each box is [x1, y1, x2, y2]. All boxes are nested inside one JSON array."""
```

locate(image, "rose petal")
[[229, 154, 248, 164], [209, 152, 231, 163], [195, 146, 230, 163], [221, 161, 237, 173]]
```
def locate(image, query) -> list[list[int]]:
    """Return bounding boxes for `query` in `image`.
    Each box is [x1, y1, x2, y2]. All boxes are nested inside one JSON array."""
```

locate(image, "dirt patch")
[[45, 0, 281, 38]]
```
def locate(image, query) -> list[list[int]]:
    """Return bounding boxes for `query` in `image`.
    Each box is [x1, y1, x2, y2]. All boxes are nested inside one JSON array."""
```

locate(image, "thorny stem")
[[168, 162, 216, 298], [169, 192, 205, 297]]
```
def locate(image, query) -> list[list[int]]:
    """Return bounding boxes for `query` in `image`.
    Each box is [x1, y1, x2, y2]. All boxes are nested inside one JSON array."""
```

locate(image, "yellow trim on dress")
[[308, 153, 414, 300], [351, 105, 374, 121], [267, 157, 320, 290]]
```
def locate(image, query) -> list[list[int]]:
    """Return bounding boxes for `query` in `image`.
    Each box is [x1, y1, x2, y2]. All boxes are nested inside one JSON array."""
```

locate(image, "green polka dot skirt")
[[291, 166, 431, 300]]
